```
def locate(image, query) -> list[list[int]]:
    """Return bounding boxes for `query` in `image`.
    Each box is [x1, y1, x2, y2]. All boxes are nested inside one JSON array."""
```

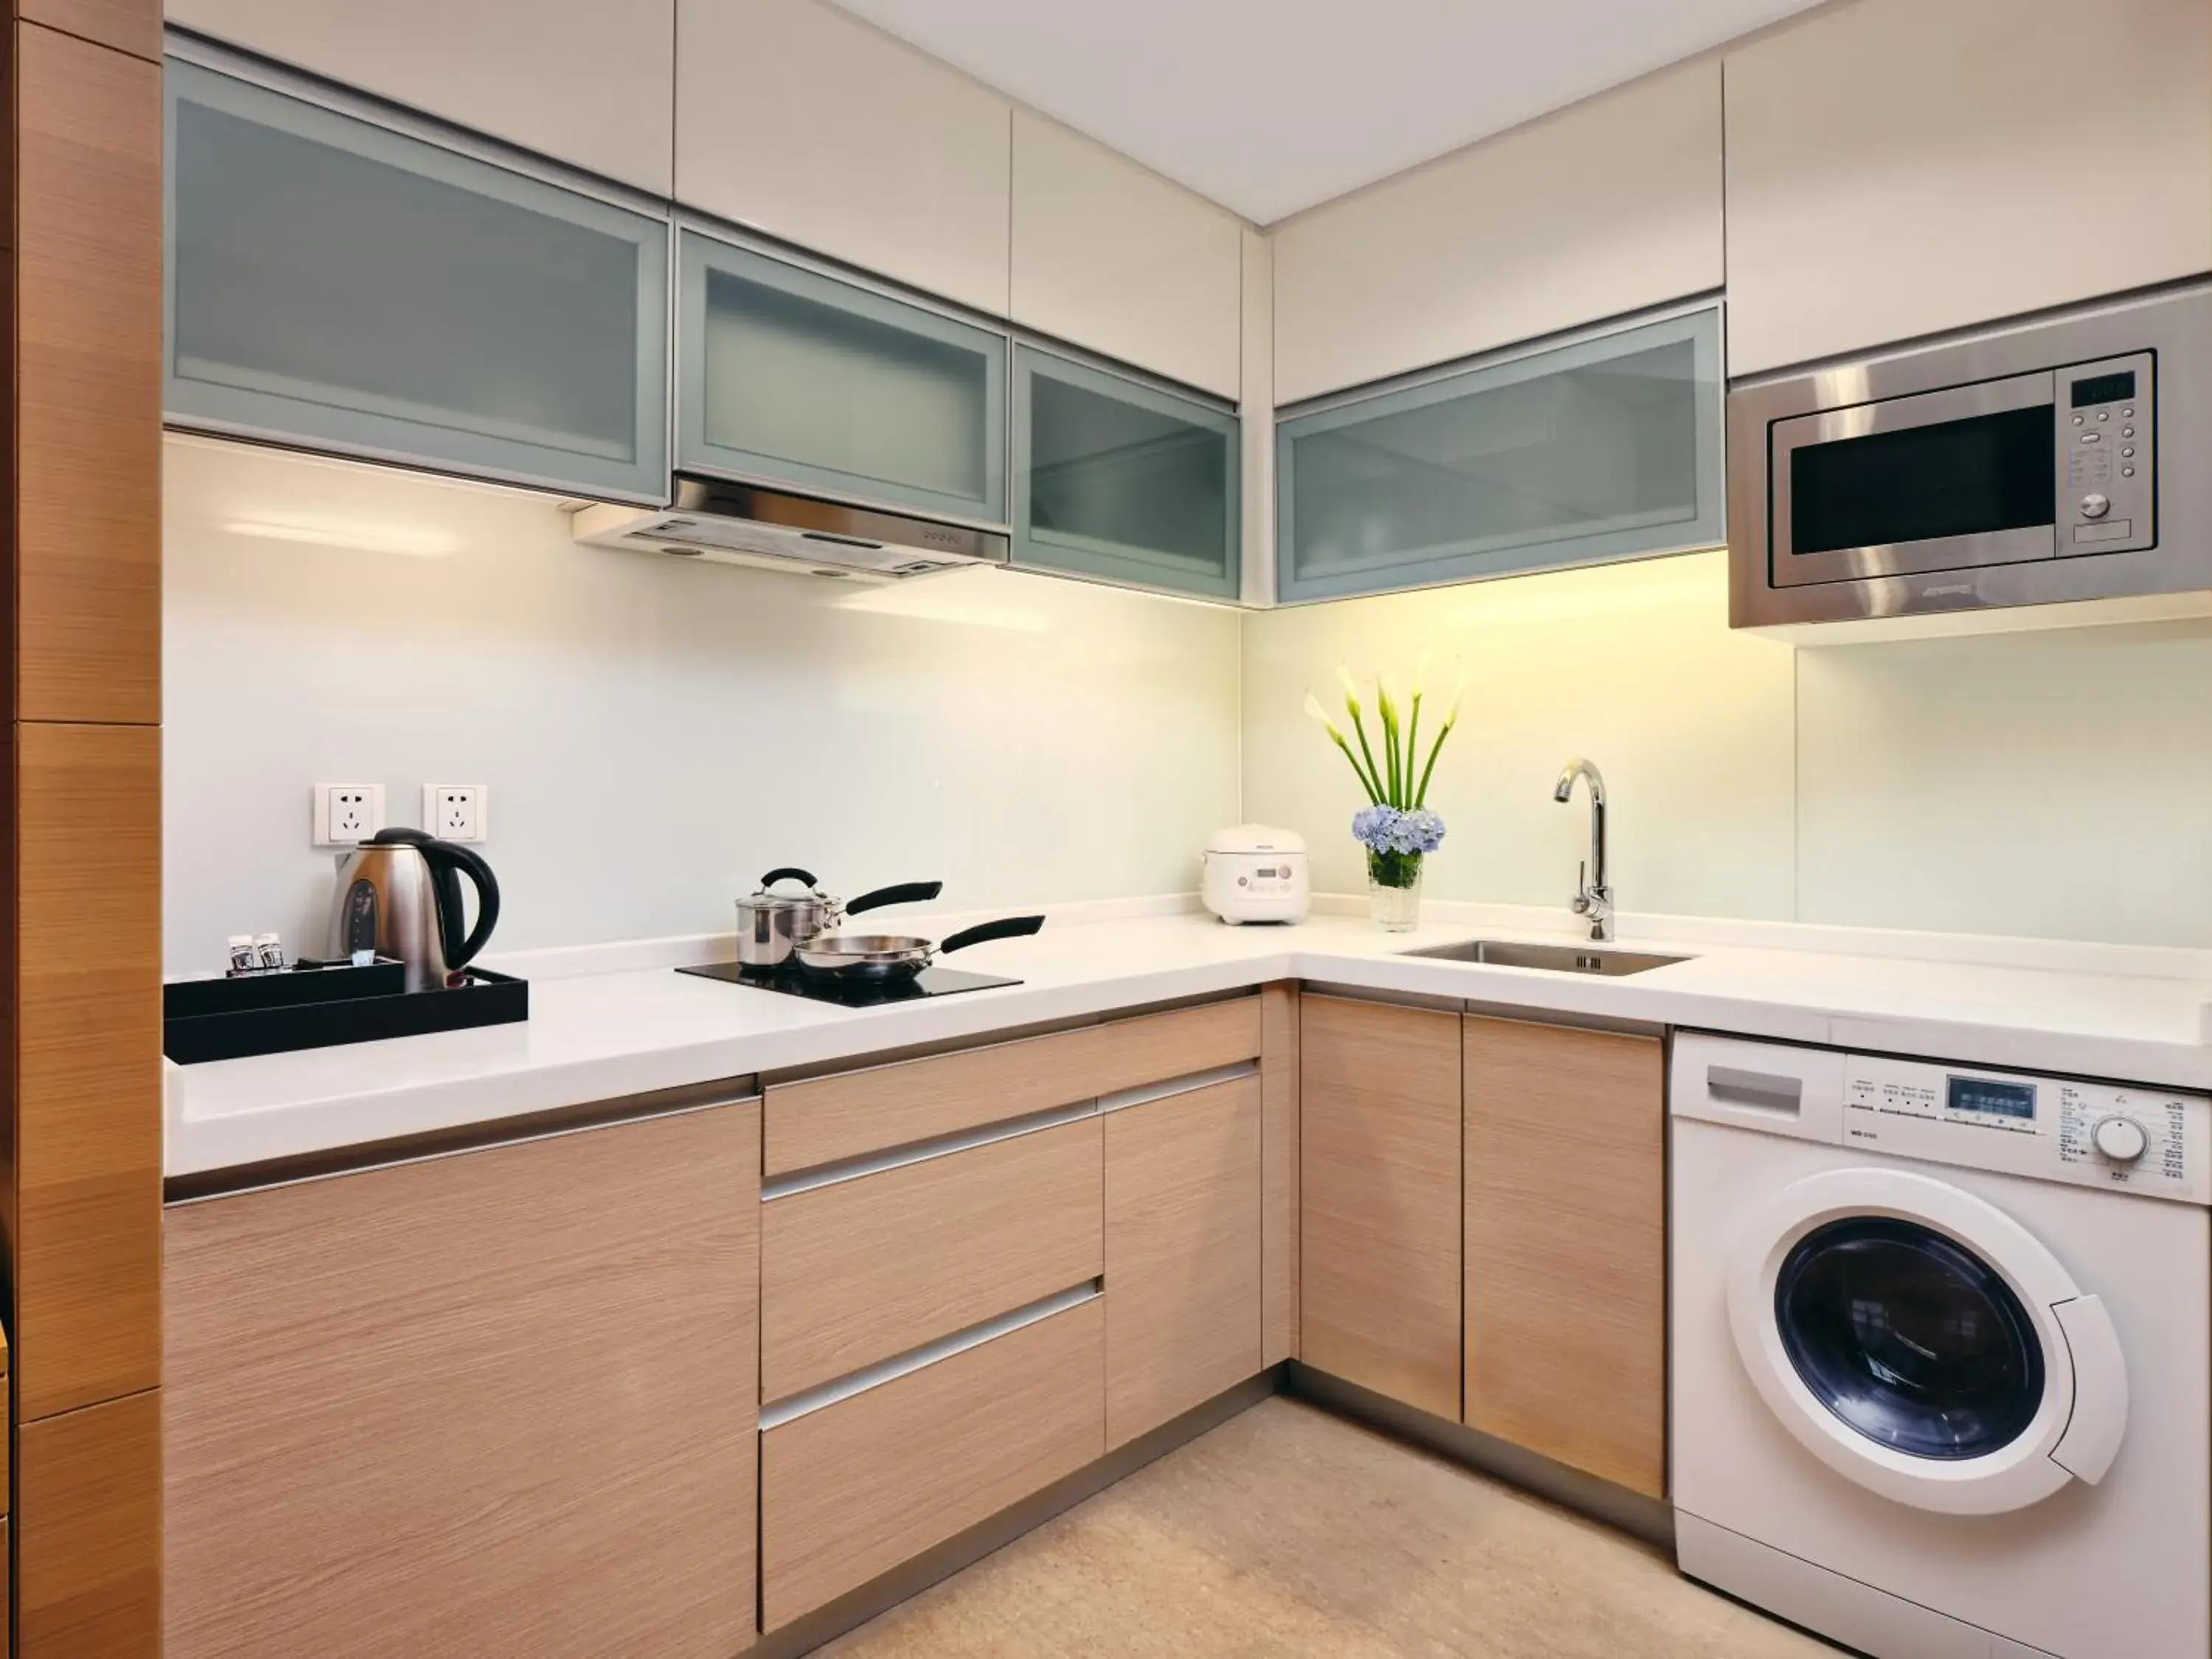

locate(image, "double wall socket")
[[313, 784, 386, 846], [422, 785, 488, 843]]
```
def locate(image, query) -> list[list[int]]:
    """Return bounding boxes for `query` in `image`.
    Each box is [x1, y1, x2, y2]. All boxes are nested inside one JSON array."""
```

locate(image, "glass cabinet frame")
[[164, 49, 671, 504], [1012, 344, 1242, 602], [675, 228, 1011, 526], [1274, 305, 1725, 603]]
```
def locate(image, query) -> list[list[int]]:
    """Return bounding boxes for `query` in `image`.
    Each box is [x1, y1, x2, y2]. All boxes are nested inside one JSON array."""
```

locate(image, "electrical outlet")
[[313, 783, 386, 846], [422, 784, 487, 843]]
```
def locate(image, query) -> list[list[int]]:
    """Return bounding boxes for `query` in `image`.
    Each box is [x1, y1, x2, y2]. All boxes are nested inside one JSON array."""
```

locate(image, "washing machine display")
[[1774, 1215, 2045, 1461]]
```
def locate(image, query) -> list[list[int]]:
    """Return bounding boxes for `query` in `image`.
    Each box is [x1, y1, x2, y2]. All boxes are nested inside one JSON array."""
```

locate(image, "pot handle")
[[939, 915, 1046, 955], [420, 839, 501, 974], [846, 880, 944, 917], [759, 867, 820, 891]]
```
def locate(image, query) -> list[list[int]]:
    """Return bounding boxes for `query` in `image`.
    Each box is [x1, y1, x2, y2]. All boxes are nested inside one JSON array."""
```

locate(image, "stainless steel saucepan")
[[794, 914, 1045, 983], [734, 868, 944, 970]]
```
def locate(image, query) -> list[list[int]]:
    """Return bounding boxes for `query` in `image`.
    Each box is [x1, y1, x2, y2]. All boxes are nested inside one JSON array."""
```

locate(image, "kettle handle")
[[420, 840, 501, 975]]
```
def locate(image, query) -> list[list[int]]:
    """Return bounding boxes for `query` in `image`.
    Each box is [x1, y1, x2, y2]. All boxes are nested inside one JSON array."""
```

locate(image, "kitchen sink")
[[1401, 939, 1688, 976]]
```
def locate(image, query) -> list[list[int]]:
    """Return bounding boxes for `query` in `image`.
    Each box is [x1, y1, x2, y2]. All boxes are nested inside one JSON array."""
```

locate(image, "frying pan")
[[793, 914, 1045, 983]]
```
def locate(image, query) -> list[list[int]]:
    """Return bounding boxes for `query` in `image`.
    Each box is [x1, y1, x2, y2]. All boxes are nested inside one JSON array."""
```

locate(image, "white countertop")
[[164, 902, 2212, 1177]]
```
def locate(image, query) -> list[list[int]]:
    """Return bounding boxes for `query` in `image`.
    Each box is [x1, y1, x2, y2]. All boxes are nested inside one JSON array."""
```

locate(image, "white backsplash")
[[1243, 549, 2212, 950], [167, 439, 2212, 971], [162, 437, 1242, 977]]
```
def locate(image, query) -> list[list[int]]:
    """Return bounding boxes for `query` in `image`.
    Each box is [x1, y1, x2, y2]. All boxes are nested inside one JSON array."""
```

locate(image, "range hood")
[[571, 477, 1010, 582]]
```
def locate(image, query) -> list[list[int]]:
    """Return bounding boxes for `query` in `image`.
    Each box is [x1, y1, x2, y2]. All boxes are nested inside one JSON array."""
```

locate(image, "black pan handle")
[[939, 915, 1046, 956], [846, 880, 944, 917], [759, 867, 819, 891]]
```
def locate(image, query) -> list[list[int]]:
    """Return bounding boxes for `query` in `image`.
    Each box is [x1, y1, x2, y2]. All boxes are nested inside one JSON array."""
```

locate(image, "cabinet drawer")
[[764, 995, 1262, 1176], [762, 1295, 1105, 1629], [762, 1116, 1102, 1402]]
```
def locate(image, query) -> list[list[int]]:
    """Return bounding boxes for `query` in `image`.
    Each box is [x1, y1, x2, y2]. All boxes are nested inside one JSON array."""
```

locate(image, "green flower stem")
[[1347, 704, 1387, 809], [1329, 729, 1385, 803], [1402, 696, 1422, 810], [1413, 715, 1455, 808]]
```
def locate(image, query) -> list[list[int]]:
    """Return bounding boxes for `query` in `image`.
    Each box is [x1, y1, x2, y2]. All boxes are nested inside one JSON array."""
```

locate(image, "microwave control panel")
[[2060, 350, 2155, 556]]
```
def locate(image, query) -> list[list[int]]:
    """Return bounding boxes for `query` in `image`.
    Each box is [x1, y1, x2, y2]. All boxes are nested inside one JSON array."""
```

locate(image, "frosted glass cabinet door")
[[1276, 309, 1724, 601], [1014, 348, 1240, 600], [166, 60, 670, 501], [678, 233, 1009, 524]]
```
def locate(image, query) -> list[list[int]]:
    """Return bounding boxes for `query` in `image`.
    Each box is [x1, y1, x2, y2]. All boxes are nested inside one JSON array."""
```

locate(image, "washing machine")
[[1671, 1032, 2211, 1659]]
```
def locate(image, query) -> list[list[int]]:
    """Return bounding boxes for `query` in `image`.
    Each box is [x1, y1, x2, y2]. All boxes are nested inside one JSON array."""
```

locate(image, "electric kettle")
[[327, 827, 501, 993]]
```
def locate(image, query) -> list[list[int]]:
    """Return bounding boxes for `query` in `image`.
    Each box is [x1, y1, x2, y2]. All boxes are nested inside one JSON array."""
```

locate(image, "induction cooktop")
[[677, 961, 1020, 1008]]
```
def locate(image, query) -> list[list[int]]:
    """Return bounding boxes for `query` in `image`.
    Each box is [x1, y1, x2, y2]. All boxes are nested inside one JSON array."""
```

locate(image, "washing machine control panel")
[[1840, 1054, 2211, 1202]]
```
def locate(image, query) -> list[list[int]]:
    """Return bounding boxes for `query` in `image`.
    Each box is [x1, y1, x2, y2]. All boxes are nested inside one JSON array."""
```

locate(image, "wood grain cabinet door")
[[1298, 995, 1463, 1420], [1103, 1075, 1264, 1447], [163, 1102, 762, 1659], [1464, 1017, 1666, 1498]]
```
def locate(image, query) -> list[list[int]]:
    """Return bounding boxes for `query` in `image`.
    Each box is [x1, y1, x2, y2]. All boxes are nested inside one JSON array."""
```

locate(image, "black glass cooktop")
[[678, 961, 1021, 1007]]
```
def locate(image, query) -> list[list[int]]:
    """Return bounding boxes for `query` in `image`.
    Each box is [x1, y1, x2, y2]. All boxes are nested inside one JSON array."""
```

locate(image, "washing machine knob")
[[2093, 1115, 2149, 1164]]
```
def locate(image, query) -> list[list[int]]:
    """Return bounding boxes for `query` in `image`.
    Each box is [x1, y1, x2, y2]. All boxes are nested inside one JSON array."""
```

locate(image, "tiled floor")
[[818, 1397, 1837, 1658]]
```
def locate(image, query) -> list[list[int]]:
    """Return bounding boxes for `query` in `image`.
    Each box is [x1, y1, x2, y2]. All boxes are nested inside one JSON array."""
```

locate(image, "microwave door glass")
[[1790, 405, 2056, 556]]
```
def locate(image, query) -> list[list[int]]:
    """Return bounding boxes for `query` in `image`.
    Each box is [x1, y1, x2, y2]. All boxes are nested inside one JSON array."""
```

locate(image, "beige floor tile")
[[818, 1397, 1835, 1658]]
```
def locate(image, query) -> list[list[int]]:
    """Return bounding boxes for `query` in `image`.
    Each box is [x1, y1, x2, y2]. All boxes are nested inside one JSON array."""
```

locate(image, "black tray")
[[163, 963, 529, 1065]]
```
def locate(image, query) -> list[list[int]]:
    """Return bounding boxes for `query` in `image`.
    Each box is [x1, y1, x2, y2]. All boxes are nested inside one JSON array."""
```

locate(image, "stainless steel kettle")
[[328, 828, 501, 993]]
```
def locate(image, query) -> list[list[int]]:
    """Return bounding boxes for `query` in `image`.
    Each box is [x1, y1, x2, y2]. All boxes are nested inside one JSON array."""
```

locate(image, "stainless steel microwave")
[[1729, 283, 2212, 630]]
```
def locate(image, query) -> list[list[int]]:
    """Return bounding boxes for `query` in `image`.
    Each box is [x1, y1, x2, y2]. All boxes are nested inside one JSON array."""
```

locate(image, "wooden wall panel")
[[14, 21, 161, 725], [17, 1390, 162, 1655], [14, 720, 161, 1420], [17, 0, 160, 63], [1259, 982, 1298, 1364]]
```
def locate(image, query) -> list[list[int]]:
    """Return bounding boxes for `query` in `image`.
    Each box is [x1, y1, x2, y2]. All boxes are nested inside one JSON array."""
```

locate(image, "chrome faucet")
[[1553, 759, 1613, 942]]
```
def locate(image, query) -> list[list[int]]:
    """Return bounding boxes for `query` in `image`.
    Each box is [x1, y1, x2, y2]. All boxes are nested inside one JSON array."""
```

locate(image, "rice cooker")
[[1201, 826, 1310, 925]]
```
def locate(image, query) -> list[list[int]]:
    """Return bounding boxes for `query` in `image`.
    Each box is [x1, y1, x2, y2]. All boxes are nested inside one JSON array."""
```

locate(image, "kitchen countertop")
[[164, 903, 2212, 1178]]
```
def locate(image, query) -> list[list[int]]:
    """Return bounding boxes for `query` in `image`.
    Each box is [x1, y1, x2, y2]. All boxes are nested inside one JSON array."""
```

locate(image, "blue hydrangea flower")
[[1352, 804, 1447, 855]]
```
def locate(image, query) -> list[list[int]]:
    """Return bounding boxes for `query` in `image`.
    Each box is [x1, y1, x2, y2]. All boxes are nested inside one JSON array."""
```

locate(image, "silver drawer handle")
[[1708, 1065, 1802, 1115]]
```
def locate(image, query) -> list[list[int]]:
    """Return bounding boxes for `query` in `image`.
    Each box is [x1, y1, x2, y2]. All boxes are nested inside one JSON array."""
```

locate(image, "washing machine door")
[[1728, 1168, 2127, 1515]]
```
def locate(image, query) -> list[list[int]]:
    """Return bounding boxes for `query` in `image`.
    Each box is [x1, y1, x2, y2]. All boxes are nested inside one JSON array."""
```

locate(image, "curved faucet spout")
[[1552, 759, 1613, 941], [1554, 757, 1605, 805]]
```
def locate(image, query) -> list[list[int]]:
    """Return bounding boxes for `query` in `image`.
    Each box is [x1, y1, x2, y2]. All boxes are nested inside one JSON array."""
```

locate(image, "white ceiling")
[[830, 0, 1826, 225]]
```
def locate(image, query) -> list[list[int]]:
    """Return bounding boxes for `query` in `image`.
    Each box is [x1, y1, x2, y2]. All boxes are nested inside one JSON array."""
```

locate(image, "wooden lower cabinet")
[[762, 1116, 1102, 1403], [761, 1296, 1106, 1629], [1103, 1076, 1262, 1447], [1464, 1016, 1666, 1498], [18, 1389, 161, 1657], [163, 1102, 762, 1659], [1298, 995, 1463, 1420]]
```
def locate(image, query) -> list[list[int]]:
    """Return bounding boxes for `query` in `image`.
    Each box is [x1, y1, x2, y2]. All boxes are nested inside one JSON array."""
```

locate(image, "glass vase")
[[1366, 850, 1424, 932]]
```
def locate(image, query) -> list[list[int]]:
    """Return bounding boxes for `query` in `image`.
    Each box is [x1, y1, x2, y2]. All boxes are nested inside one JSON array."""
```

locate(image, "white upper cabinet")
[[1010, 111, 1245, 400], [1724, 0, 2212, 377], [1271, 62, 1722, 408], [164, 0, 676, 194], [676, 0, 1013, 318]]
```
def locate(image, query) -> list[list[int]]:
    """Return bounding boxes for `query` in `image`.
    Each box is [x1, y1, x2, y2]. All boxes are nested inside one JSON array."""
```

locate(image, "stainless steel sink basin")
[[1401, 939, 1688, 976]]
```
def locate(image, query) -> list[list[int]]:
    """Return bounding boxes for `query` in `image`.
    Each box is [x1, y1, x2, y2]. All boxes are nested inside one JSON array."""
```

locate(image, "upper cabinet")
[[1276, 307, 1723, 602], [1010, 112, 1245, 400], [679, 231, 1009, 524], [1724, 0, 2212, 376], [164, 0, 675, 194], [166, 58, 670, 503], [1014, 347, 1239, 599], [677, 0, 1013, 318], [1272, 62, 1722, 408]]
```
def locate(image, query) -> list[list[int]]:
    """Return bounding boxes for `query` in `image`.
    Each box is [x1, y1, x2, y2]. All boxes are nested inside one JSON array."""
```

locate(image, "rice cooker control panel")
[[1841, 1054, 2211, 1203]]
